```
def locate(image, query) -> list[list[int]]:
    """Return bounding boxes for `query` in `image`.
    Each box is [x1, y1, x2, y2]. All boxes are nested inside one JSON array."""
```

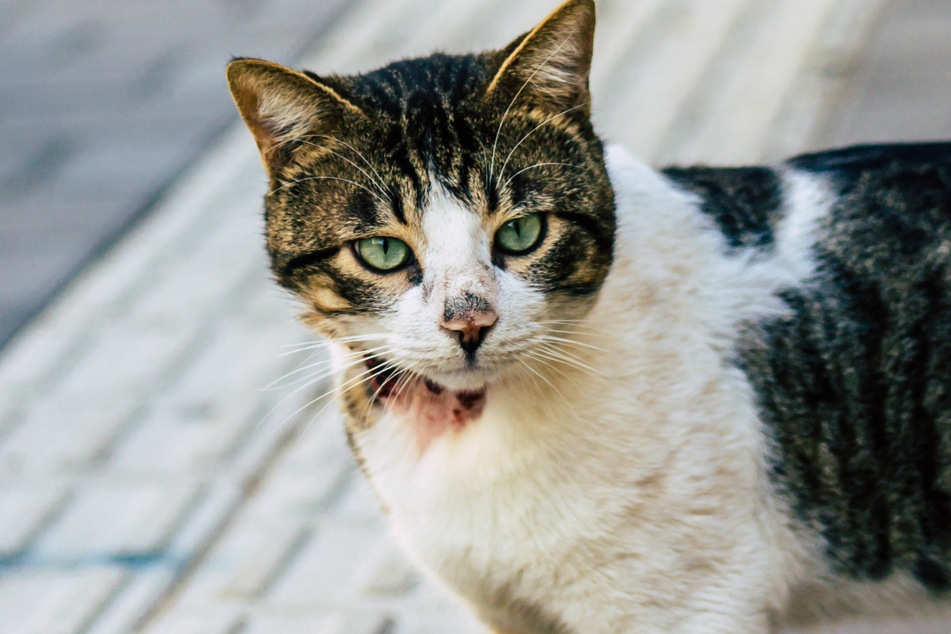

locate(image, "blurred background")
[[1, 0, 950, 632], [0, 0, 353, 348]]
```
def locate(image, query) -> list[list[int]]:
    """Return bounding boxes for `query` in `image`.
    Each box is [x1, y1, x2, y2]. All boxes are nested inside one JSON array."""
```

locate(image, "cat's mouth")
[[364, 356, 487, 427]]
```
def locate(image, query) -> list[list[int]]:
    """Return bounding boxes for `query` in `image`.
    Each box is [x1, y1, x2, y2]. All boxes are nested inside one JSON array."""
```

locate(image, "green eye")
[[355, 237, 411, 272], [495, 214, 544, 255]]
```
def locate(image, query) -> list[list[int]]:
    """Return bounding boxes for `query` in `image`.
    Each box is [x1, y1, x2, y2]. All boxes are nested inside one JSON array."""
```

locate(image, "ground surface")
[[2, 0, 951, 632], [0, 0, 351, 346]]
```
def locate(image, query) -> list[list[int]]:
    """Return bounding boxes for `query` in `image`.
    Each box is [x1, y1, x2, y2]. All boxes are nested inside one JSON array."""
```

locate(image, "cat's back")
[[790, 143, 951, 268], [661, 143, 951, 253], [789, 141, 951, 173], [732, 143, 951, 610], [784, 142, 951, 312]]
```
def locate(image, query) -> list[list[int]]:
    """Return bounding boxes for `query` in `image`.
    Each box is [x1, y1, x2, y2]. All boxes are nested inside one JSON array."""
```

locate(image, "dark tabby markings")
[[278, 246, 340, 278], [343, 53, 491, 200], [552, 211, 612, 252], [479, 581, 576, 634], [524, 220, 605, 297], [738, 144, 951, 592], [788, 142, 951, 174], [662, 166, 783, 250]]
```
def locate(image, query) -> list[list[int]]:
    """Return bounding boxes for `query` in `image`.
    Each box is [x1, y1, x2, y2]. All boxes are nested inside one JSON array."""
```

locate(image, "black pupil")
[[512, 220, 523, 236], [380, 238, 390, 254]]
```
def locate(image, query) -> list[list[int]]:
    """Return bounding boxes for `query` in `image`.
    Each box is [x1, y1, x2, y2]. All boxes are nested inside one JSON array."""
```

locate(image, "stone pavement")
[[0, 0, 352, 348], [1, 0, 950, 632]]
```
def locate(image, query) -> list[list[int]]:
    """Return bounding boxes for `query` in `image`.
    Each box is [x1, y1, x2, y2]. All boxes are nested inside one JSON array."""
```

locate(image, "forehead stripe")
[[390, 191, 407, 224]]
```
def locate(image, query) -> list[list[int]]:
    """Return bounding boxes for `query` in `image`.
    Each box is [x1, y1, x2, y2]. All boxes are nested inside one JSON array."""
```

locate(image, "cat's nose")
[[440, 300, 498, 357]]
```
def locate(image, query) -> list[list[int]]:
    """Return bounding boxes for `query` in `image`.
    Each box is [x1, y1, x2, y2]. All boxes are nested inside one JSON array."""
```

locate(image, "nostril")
[[461, 324, 489, 356], [440, 319, 495, 357]]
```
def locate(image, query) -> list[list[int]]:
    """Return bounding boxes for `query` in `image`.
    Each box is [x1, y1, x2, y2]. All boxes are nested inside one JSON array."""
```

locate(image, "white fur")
[[343, 147, 932, 632], [775, 170, 835, 282]]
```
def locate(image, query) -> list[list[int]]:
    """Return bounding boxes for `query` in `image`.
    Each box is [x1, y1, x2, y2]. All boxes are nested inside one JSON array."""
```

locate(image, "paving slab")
[[0, 484, 67, 556], [0, 565, 127, 634], [0, 397, 139, 477]]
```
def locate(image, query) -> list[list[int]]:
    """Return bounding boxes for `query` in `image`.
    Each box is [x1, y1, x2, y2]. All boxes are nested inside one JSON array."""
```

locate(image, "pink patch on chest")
[[385, 376, 487, 449], [363, 357, 487, 448]]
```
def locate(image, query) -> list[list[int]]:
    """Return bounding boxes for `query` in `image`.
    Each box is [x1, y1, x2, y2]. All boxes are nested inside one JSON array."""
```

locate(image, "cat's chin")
[[364, 357, 490, 428], [422, 369, 493, 393], [364, 356, 493, 394]]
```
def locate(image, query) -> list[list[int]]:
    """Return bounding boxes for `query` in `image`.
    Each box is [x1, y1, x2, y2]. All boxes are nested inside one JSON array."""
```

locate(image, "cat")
[[226, 0, 951, 631]]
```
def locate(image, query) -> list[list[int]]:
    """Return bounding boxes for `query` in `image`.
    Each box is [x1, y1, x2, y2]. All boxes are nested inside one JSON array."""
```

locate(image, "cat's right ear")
[[486, 0, 596, 114], [226, 58, 363, 177]]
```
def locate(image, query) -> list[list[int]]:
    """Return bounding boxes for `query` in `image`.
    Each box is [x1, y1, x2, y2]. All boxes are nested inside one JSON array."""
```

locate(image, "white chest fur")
[[350, 147, 811, 633]]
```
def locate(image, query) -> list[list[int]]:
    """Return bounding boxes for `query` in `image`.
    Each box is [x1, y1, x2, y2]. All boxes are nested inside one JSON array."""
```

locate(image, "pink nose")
[[440, 304, 498, 357]]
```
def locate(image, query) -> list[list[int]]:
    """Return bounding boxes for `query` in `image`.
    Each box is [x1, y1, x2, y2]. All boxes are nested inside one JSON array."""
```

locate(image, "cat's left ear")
[[226, 58, 364, 177], [487, 0, 596, 114]]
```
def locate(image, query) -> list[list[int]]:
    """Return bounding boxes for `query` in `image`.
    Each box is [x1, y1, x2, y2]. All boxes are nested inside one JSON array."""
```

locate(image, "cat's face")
[[228, 0, 613, 396]]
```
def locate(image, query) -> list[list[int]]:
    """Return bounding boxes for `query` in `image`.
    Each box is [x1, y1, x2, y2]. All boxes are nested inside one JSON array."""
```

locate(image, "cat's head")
[[227, 0, 614, 395]]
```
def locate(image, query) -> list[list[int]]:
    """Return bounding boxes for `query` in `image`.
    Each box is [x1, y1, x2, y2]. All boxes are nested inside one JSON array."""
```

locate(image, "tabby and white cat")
[[226, 0, 951, 631]]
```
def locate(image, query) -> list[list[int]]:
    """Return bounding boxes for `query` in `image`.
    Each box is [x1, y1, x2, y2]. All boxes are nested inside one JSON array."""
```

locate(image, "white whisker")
[[279, 333, 391, 356], [538, 319, 597, 326], [256, 344, 397, 434], [534, 344, 603, 378], [275, 353, 400, 437], [306, 134, 392, 199], [497, 102, 589, 184], [543, 329, 603, 338], [517, 357, 578, 420], [522, 350, 574, 383], [362, 365, 415, 421], [488, 35, 575, 193], [298, 358, 407, 447], [501, 162, 583, 194], [296, 137, 391, 199], [263, 344, 392, 391], [535, 334, 609, 353], [267, 175, 389, 207], [535, 321, 603, 335]]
